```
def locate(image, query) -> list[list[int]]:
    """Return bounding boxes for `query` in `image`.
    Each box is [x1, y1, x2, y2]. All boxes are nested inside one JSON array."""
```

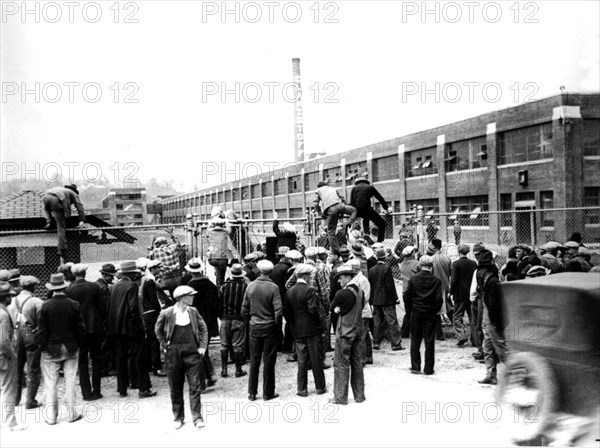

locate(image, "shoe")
[[248, 394, 257, 401], [297, 391, 308, 397], [477, 377, 497, 385], [9, 423, 27, 431], [424, 371, 435, 376], [153, 370, 167, 377], [355, 397, 366, 403], [92, 393, 103, 400], [326, 346, 334, 352], [139, 390, 157, 398], [235, 369, 247, 378], [328, 398, 347, 405], [263, 393, 279, 401], [129, 384, 139, 390], [69, 414, 83, 423], [409, 368, 422, 374], [206, 378, 217, 387], [436, 336, 445, 341], [194, 418, 206, 429], [83, 395, 100, 402], [316, 388, 327, 395], [119, 391, 127, 398], [25, 401, 41, 409], [473, 352, 484, 360], [478, 359, 485, 364], [221, 371, 228, 378], [392, 346, 404, 351], [372, 345, 380, 350], [173, 420, 184, 430], [366, 360, 373, 365], [456, 339, 468, 347], [322, 362, 331, 370]]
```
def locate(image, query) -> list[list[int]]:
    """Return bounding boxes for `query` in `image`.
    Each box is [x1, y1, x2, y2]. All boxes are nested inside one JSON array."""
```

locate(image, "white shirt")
[[174, 306, 191, 326]]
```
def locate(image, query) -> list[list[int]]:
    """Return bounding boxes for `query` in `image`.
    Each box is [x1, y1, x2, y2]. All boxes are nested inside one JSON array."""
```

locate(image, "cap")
[[402, 246, 416, 256], [154, 237, 168, 247], [563, 241, 580, 249], [244, 253, 259, 263], [285, 250, 303, 261], [173, 285, 197, 300], [0, 282, 17, 298], [230, 263, 244, 277], [339, 246, 351, 257], [472, 243, 486, 254], [147, 259, 162, 270], [305, 246, 327, 258], [119, 261, 142, 274], [185, 258, 204, 273], [419, 255, 434, 267], [211, 206, 223, 218], [334, 265, 356, 279], [257, 260, 274, 273], [100, 263, 117, 276], [375, 247, 387, 259], [20, 275, 40, 287], [71, 263, 89, 276], [458, 244, 471, 255], [294, 263, 315, 276], [277, 246, 290, 255], [45, 273, 70, 291]]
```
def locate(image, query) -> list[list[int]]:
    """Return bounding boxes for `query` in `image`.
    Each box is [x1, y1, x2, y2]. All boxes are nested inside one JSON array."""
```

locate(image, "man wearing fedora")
[[218, 263, 248, 378], [0, 282, 26, 431], [404, 256, 443, 375], [96, 263, 116, 377], [42, 184, 86, 261], [151, 227, 183, 297], [106, 261, 157, 399], [329, 265, 365, 405], [242, 260, 282, 401], [369, 247, 403, 351], [155, 285, 208, 429], [186, 259, 219, 390], [37, 273, 86, 424], [350, 177, 392, 244], [285, 264, 327, 397], [65, 264, 105, 401]]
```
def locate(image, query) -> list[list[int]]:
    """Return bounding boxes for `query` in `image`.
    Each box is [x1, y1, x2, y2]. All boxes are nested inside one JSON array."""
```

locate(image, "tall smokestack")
[[292, 58, 304, 162]]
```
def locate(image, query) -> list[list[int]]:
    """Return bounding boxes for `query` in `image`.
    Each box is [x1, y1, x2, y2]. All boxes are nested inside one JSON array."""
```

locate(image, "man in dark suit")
[[285, 264, 327, 397], [36, 273, 86, 424], [368, 247, 403, 351], [96, 263, 116, 377], [404, 256, 443, 375], [65, 263, 104, 401], [106, 261, 157, 399], [350, 177, 391, 243], [450, 245, 477, 347]]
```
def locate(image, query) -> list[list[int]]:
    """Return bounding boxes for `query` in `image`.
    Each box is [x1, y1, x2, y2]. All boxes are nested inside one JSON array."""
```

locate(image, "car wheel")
[[495, 352, 558, 444]]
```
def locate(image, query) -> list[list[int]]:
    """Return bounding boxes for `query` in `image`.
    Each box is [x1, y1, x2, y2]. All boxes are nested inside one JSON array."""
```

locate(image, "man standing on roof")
[[350, 177, 392, 244], [313, 181, 357, 256], [42, 184, 86, 262]]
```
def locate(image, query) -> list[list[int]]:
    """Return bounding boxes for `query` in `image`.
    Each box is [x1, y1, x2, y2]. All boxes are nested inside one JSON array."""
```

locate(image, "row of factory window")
[[162, 120, 599, 212]]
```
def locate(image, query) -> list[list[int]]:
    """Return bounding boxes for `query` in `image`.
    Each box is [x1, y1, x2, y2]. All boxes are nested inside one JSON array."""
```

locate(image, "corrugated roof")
[[0, 190, 45, 219]]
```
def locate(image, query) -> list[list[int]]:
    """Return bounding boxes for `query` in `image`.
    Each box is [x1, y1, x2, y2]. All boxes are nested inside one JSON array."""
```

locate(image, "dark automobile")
[[495, 272, 600, 445]]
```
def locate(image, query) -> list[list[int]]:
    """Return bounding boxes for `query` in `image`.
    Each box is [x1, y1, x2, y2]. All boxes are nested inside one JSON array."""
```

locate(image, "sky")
[[1, 0, 599, 193]]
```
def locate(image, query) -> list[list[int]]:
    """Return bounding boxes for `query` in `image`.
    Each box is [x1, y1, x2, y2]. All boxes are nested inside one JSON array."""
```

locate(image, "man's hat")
[[1, 268, 21, 284], [458, 244, 471, 255], [339, 246, 351, 257], [100, 263, 117, 276], [526, 266, 549, 278], [154, 237, 168, 247], [351, 243, 364, 257], [563, 241, 580, 249], [119, 260, 141, 274], [255, 251, 266, 260], [516, 244, 533, 253], [0, 282, 17, 298], [317, 181, 329, 188], [64, 183, 79, 195], [230, 263, 244, 277], [402, 245, 416, 256], [345, 258, 361, 273], [211, 206, 223, 218], [419, 255, 434, 267], [540, 241, 561, 251], [277, 246, 290, 255], [71, 263, 89, 276], [58, 263, 74, 274], [147, 259, 162, 270], [173, 285, 197, 300], [257, 260, 274, 273], [472, 243, 486, 254], [185, 258, 204, 273], [285, 250, 303, 261], [20, 275, 40, 287], [375, 247, 387, 260], [0, 269, 12, 282], [244, 253, 259, 263], [305, 246, 327, 258], [45, 273, 70, 291], [334, 264, 356, 279], [136, 258, 151, 270], [354, 177, 370, 185], [294, 263, 315, 276]]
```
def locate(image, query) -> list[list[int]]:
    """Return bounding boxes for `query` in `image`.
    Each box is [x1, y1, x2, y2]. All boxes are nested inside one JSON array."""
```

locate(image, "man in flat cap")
[[42, 184, 86, 261], [0, 282, 26, 431], [285, 263, 327, 397], [451, 245, 477, 347], [404, 256, 443, 375], [242, 260, 282, 401], [10, 275, 44, 409], [538, 242, 564, 274], [65, 264, 105, 401], [564, 241, 591, 272], [151, 227, 183, 297]]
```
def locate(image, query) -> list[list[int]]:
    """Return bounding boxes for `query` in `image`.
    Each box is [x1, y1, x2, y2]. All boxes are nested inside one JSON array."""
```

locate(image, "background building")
[[101, 186, 148, 226], [160, 93, 600, 245]]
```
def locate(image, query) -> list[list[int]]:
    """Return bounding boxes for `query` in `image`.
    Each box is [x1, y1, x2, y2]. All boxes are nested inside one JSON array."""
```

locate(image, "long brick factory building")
[[160, 93, 600, 244]]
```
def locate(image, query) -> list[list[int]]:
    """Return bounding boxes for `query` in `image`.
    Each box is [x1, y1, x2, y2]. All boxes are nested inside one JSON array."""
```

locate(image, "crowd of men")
[[1, 182, 599, 430]]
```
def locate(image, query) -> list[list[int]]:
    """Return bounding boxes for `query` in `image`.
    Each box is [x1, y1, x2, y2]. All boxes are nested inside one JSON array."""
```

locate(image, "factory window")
[[406, 199, 439, 217], [324, 167, 342, 184], [251, 211, 261, 220], [445, 136, 487, 171], [275, 209, 287, 219], [406, 147, 437, 177], [274, 178, 286, 196], [345, 162, 367, 182], [304, 171, 320, 191], [224, 190, 232, 202], [373, 155, 399, 182], [251, 184, 260, 199], [498, 123, 553, 165], [500, 193, 513, 227], [241, 186, 249, 200], [540, 191, 554, 228], [288, 176, 301, 193], [584, 187, 600, 225], [289, 208, 304, 218], [447, 195, 489, 226], [261, 181, 272, 197], [583, 119, 600, 157], [232, 189, 240, 201]]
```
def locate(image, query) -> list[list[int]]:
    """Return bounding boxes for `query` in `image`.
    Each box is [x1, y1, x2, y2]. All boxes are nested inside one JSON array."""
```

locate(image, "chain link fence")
[[1, 207, 598, 297]]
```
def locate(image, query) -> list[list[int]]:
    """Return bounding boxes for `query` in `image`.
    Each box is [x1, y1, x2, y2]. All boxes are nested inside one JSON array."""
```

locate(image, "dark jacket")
[[284, 281, 322, 338], [270, 261, 291, 302], [95, 277, 112, 317], [141, 278, 162, 315], [106, 278, 145, 338], [350, 181, 388, 211], [273, 220, 297, 251], [333, 284, 364, 339], [368, 262, 398, 306], [188, 276, 220, 338], [0, 303, 16, 361], [404, 270, 443, 315], [155, 306, 208, 351], [44, 186, 85, 221], [36, 292, 86, 357], [65, 278, 105, 334], [242, 275, 282, 330], [242, 264, 257, 282], [480, 268, 506, 329], [450, 257, 477, 302]]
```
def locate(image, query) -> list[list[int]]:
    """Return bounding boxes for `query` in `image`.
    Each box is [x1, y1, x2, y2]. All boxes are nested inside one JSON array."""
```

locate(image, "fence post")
[[185, 214, 193, 259], [529, 210, 536, 247]]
